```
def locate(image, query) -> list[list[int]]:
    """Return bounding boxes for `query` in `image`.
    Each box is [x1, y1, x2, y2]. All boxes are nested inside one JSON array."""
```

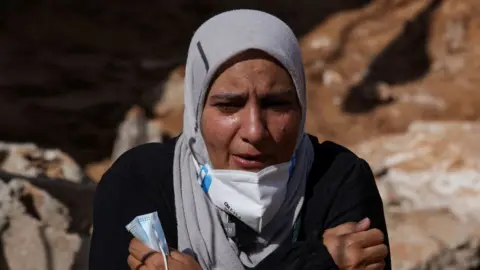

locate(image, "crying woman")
[[89, 9, 391, 270]]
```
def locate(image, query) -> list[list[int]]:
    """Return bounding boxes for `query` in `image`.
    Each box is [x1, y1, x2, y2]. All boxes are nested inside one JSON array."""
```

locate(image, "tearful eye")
[[214, 102, 243, 113]]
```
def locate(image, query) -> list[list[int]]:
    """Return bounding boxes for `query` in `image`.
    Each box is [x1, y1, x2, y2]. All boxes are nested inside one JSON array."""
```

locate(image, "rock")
[[352, 121, 480, 268], [21, 181, 71, 231], [410, 238, 480, 270], [444, 16, 467, 54], [153, 65, 185, 118], [0, 171, 96, 234], [0, 176, 73, 232], [353, 121, 480, 221], [0, 142, 84, 183], [111, 106, 148, 162], [376, 82, 396, 103], [0, 176, 88, 270], [387, 209, 480, 270], [1, 214, 85, 270], [84, 159, 112, 183], [322, 69, 343, 86], [0, 179, 25, 230], [308, 35, 333, 50], [0, 141, 96, 234], [301, 0, 480, 146], [152, 65, 185, 138], [111, 106, 163, 162]]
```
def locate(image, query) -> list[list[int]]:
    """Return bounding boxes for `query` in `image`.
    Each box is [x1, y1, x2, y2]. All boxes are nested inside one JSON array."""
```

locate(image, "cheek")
[[268, 112, 301, 140], [267, 112, 301, 160], [201, 110, 238, 157]]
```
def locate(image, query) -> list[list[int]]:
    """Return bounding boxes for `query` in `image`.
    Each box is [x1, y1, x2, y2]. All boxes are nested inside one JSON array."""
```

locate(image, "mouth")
[[231, 153, 270, 171]]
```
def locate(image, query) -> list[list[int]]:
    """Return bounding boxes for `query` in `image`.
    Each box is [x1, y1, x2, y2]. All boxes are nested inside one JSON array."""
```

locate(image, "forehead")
[[208, 50, 294, 93]]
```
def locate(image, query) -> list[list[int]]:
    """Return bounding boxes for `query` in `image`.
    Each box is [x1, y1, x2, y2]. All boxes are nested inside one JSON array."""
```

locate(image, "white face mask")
[[193, 156, 296, 233]]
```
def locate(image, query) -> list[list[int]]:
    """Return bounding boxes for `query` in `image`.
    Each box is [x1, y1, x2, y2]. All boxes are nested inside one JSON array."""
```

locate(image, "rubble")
[[111, 105, 163, 162], [0, 142, 84, 182], [2, 214, 86, 270], [0, 144, 91, 270], [353, 121, 480, 269]]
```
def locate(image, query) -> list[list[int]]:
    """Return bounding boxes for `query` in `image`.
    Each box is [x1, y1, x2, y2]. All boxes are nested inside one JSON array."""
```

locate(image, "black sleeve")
[[88, 142, 177, 270], [257, 240, 337, 270], [322, 158, 391, 269], [88, 155, 134, 270], [259, 142, 391, 270]]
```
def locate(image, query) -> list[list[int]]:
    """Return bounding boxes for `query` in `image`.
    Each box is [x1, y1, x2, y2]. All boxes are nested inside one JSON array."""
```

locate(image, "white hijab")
[[173, 9, 314, 269]]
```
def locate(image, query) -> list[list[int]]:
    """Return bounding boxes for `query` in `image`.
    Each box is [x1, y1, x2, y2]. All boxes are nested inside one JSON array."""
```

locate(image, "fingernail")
[[356, 217, 370, 230]]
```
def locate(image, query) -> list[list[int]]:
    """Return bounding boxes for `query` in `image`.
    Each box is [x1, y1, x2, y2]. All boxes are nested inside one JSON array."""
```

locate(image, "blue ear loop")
[[289, 154, 302, 242], [288, 154, 296, 177], [200, 165, 213, 193]]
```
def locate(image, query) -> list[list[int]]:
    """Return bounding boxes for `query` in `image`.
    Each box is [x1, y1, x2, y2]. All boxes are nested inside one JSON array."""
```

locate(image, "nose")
[[239, 103, 267, 145]]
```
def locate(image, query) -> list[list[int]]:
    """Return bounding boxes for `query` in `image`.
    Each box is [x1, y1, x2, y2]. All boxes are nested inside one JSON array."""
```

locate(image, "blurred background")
[[0, 0, 479, 269]]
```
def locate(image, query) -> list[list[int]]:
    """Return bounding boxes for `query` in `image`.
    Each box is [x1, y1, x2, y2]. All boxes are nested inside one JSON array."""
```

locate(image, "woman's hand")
[[322, 218, 388, 270], [128, 238, 202, 270]]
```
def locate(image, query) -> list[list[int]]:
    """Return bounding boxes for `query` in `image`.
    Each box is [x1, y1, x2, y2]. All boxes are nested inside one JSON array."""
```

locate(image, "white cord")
[[159, 244, 169, 270]]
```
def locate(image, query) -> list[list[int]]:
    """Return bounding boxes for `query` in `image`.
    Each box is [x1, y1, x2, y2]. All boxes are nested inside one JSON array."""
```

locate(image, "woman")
[[89, 9, 390, 270]]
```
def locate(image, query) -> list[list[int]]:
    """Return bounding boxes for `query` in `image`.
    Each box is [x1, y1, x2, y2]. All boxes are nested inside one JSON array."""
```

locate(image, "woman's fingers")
[[128, 240, 201, 269], [365, 260, 386, 270], [128, 238, 166, 269], [129, 239, 155, 260], [350, 228, 385, 248], [169, 250, 187, 261], [127, 254, 145, 270], [363, 244, 389, 264], [323, 222, 359, 237]]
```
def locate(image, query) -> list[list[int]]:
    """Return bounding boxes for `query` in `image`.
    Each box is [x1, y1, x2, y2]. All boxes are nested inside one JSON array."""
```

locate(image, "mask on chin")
[[193, 156, 296, 233]]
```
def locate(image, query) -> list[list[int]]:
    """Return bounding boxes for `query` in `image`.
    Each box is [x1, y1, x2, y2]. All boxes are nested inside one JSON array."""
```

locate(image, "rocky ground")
[[1, 0, 480, 269]]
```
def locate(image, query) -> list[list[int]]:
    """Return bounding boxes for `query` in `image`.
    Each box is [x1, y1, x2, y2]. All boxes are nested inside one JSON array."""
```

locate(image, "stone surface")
[[410, 237, 480, 270], [386, 209, 480, 270], [0, 141, 90, 269], [1, 214, 84, 270], [0, 179, 25, 230], [84, 158, 111, 184], [87, 105, 166, 183], [353, 121, 480, 222], [352, 121, 480, 269], [152, 65, 186, 138], [0, 176, 88, 270], [0, 142, 84, 182], [111, 105, 163, 163], [21, 181, 71, 231]]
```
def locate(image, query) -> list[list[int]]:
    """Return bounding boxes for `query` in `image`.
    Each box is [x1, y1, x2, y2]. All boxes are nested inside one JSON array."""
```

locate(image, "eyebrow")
[[209, 89, 294, 101]]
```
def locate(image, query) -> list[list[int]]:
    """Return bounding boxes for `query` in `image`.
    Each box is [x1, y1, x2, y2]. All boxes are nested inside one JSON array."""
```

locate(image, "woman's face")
[[201, 51, 301, 172]]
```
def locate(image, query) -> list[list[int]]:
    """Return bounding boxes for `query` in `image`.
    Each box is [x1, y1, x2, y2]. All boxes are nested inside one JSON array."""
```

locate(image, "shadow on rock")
[[0, 170, 96, 234], [0, 230, 10, 270], [342, 0, 443, 113], [71, 236, 90, 270]]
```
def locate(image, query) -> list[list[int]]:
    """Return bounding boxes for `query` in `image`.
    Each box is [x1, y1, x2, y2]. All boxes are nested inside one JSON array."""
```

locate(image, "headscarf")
[[173, 9, 315, 269]]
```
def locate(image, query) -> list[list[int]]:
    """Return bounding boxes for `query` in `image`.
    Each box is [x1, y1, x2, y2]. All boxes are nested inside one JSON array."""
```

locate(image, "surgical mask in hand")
[[126, 212, 169, 256]]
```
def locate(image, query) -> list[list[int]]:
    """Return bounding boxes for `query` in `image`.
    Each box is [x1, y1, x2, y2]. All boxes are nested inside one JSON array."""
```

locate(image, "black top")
[[89, 136, 391, 270]]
